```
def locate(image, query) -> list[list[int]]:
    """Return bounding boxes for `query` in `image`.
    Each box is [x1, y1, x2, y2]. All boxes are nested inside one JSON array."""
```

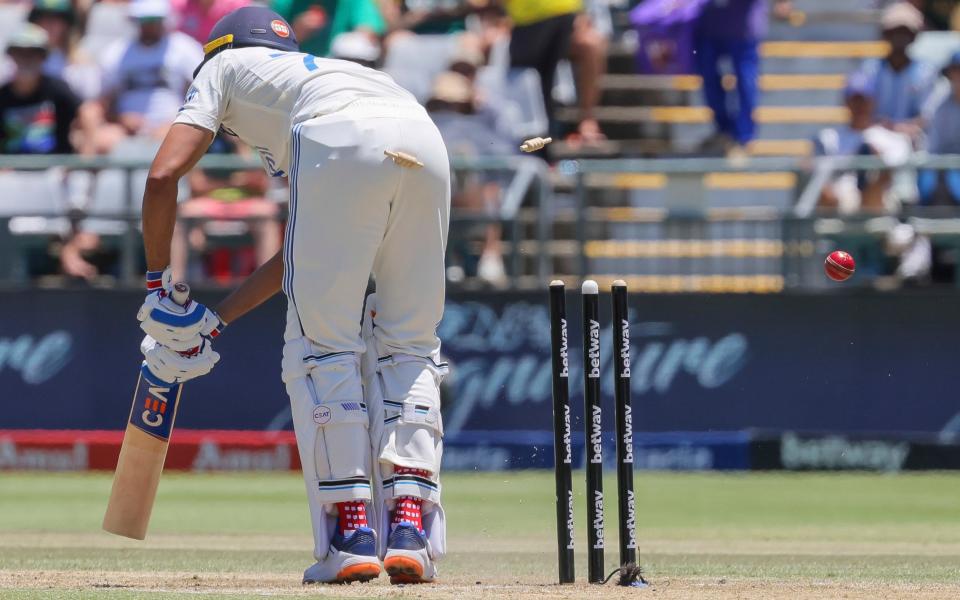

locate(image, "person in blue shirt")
[[920, 51, 960, 205], [858, 2, 937, 142], [693, 0, 770, 155]]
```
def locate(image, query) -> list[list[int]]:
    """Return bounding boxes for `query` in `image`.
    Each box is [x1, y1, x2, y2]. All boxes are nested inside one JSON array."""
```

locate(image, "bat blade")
[[102, 366, 183, 539]]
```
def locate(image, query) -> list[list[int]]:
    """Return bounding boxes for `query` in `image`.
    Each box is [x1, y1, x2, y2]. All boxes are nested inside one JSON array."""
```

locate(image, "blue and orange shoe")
[[383, 523, 437, 584], [303, 527, 381, 584]]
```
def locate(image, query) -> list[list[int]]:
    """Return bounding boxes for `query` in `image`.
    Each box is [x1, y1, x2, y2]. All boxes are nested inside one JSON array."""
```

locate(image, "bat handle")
[[168, 282, 199, 357], [170, 282, 190, 306]]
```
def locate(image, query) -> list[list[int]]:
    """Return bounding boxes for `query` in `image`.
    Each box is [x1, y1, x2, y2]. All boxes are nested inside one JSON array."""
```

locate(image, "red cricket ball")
[[824, 250, 855, 282]]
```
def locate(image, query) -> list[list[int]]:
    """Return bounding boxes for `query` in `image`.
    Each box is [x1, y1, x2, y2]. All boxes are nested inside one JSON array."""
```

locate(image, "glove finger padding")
[[141, 335, 220, 384], [138, 293, 215, 352]]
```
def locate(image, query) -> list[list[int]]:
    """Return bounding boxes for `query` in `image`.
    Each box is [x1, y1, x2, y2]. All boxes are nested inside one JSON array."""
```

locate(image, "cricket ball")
[[824, 250, 855, 282]]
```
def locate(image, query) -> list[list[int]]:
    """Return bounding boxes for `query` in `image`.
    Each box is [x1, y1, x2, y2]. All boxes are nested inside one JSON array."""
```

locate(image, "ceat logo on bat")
[[271, 20, 290, 38], [142, 387, 170, 428]]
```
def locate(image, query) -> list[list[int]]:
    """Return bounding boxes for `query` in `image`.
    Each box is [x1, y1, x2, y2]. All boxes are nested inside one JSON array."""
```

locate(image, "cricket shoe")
[[383, 522, 437, 584], [302, 526, 380, 584]]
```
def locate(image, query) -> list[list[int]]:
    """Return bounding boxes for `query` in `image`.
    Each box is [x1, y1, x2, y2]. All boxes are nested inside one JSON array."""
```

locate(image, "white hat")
[[7, 23, 49, 51], [129, 0, 170, 20], [880, 2, 924, 33], [330, 32, 380, 63]]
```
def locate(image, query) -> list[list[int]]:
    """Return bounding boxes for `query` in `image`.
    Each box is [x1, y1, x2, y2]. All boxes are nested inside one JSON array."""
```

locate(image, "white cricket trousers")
[[282, 99, 450, 358]]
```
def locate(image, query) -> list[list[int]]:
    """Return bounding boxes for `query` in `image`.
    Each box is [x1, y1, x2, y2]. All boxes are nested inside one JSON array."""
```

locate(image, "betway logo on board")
[[587, 319, 600, 378], [780, 433, 909, 472]]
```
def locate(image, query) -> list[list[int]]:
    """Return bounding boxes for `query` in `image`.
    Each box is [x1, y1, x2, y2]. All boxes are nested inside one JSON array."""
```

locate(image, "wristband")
[[146, 269, 167, 291], [206, 308, 228, 339]]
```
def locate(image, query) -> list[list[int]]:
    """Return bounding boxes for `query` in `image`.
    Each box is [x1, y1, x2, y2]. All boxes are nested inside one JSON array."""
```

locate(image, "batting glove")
[[138, 268, 226, 352], [141, 335, 220, 385]]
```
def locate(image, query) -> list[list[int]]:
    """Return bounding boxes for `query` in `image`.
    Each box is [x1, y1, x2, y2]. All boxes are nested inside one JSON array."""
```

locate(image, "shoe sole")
[[329, 562, 381, 584], [384, 555, 429, 584]]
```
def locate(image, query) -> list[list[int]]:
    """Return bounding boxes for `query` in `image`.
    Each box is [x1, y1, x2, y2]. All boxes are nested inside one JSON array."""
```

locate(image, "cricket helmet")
[[194, 6, 298, 77]]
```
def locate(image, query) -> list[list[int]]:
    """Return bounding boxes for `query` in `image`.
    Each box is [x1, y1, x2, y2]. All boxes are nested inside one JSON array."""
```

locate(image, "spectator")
[[920, 50, 960, 205], [0, 24, 113, 281], [447, 44, 483, 81], [504, 0, 602, 141], [0, 24, 79, 155], [908, 0, 957, 31], [378, 0, 501, 94], [566, 2, 607, 145], [692, 0, 769, 155], [27, 0, 100, 100], [427, 71, 513, 154], [378, 0, 474, 36], [813, 73, 912, 215], [858, 2, 936, 141], [426, 70, 513, 285], [84, 0, 203, 154], [271, 0, 385, 58], [172, 0, 251, 45]]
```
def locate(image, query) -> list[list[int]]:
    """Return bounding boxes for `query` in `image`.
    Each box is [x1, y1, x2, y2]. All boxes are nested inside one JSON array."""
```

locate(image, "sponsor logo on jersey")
[[271, 20, 290, 38]]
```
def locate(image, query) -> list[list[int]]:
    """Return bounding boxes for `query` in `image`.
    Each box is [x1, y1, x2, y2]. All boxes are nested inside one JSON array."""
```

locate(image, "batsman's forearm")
[[215, 250, 284, 324], [142, 124, 214, 271], [142, 177, 179, 271]]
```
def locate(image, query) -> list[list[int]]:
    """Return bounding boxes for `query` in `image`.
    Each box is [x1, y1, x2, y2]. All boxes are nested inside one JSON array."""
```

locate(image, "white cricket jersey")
[[174, 46, 419, 176]]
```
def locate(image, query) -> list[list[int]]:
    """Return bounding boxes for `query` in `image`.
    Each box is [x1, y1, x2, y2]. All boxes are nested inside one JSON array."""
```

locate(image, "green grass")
[[1, 471, 959, 598]]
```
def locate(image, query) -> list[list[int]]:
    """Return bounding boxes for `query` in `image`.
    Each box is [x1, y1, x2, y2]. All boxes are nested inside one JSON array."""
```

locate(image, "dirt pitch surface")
[[2, 471, 959, 599], [3, 569, 960, 600]]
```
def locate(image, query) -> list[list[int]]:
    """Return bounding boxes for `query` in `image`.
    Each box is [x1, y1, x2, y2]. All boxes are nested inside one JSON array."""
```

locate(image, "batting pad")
[[360, 296, 447, 558], [283, 340, 373, 560]]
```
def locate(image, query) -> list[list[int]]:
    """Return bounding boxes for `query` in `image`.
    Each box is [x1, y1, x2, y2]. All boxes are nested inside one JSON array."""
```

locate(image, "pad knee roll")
[[374, 355, 445, 476]]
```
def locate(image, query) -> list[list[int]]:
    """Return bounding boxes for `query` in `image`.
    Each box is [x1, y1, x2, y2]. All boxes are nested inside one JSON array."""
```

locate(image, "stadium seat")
[[383, 35, 461, 103], [0, 170, 68, 236], [475, 67, 549, 141], [85, 139, 189, 235], [0, 170, 69, 280]]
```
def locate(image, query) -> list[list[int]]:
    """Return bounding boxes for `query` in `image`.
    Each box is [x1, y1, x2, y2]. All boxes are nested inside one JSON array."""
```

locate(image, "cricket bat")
[[102, 283, 190, 540]]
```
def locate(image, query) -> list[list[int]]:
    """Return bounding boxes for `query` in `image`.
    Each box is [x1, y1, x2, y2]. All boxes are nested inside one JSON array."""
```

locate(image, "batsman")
[[135, 6, 449, 585]]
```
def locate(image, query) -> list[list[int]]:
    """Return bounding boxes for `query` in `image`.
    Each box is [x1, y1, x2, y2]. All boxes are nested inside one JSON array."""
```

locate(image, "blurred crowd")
[[2, 0, 960, 287], [0, 0, 616, 286], [632, 0, 960, 286], [808, 2, 960, 285]]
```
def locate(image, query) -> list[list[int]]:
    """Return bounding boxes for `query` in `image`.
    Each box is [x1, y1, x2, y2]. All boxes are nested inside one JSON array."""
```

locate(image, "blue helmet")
[[194, 6, 298, 77]]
